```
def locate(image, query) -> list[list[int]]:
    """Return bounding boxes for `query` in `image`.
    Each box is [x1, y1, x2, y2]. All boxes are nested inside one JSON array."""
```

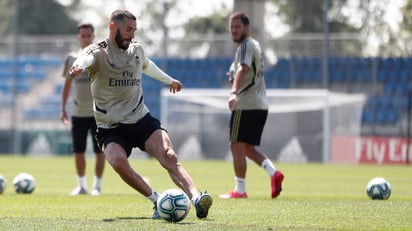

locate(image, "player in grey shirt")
[[69, 9, 212, 219], [220, 12, 284, 199], [61, 23, 105, 196]]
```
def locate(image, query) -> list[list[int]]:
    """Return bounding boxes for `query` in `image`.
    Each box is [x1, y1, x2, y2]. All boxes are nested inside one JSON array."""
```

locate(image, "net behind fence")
[[160, 88, 366, 163]]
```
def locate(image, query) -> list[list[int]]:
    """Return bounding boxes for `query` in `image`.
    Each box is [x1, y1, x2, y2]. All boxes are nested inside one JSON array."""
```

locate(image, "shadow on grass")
[[103, 217, 149, 222], [102, 217, 196, 225]]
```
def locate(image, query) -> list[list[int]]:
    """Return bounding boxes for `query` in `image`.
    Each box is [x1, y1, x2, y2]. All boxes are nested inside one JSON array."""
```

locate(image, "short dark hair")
[[230, 12, 249, 26], [110, 9, 136, 23], [77, 23, 94, 33]]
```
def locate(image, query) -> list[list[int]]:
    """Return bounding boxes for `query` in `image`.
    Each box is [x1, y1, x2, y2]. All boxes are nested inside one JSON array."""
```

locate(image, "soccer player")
[[68, 9, 212, 219], [219, 12, 284, 199], [61, 23, 105, 196]]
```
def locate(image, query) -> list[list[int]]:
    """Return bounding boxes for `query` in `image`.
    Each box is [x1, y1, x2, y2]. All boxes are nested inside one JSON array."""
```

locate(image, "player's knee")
[[166, 148, 179, 162], [107, 154, 127, 171], [160, 147, 179, 168]]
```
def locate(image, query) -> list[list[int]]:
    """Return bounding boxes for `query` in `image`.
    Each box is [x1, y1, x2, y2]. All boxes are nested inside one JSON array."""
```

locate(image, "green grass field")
[[0, 155, 411, 230]]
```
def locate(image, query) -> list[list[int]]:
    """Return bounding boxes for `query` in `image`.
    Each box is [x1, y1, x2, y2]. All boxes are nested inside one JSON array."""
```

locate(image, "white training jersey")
[[62, 49, 94, 117], [233, 36, 268, 110], [80, 39, 150, 128]]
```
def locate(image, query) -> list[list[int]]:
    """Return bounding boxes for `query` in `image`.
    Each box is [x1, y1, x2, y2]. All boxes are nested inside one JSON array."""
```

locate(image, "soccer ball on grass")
[[366, 177, 391, 200], [156, 188, 191, 222], [0, 174, 6, 194], [13, 173, 36, 194]]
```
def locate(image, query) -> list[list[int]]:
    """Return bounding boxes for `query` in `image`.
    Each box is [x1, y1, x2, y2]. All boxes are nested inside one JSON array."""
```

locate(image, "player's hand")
[[69, 65, 84, 78], [228, 93, 237, 111], [169, 79, 183, 93], [60, 110, 70, 125]]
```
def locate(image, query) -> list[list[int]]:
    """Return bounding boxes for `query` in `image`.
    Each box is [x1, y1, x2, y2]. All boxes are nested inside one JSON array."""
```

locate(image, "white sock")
[[146, 189, 159, 203], [191, 194, 200, 205], [261, 159, 276, 177], [235, 177, 246, 194], [92, 176, 102, 189], [191, 191, 200, 202], [78, 176, 87, 189]]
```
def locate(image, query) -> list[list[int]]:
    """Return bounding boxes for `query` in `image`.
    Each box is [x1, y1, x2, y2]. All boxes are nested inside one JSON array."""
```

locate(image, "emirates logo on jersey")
[[122, 70, 133, 78], [108, 69, 140, 87]]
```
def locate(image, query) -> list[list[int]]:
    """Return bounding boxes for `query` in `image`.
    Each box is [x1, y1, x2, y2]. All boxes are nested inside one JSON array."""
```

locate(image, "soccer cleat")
[[219, 190, 248, 199], [70, 187, 87, 196], [151, 202, 161, 219], [91, 187, 101, 196], [194, 191, 213, 219], [271, 170, 284, 198]]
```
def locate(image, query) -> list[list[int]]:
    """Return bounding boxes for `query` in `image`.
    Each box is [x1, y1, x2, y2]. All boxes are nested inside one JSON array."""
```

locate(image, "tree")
[[0, 0, 78, 35], [271, 0, 356, 33], [269, 0, 404, 56], [400, 0, 412, 34], [184, 13, 230, 34], [399, 0, 412, 55]]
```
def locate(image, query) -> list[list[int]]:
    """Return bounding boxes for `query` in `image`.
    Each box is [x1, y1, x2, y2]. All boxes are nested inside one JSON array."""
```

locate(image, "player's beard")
[[115, 29, 130, 50], [232, 32, 246, 43]]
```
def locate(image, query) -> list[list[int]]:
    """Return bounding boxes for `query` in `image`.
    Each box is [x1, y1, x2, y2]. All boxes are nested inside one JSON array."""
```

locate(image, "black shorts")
[[230, 110, 268, 146], [71, 116, 101, 153], [95, 113, 163, 157]]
